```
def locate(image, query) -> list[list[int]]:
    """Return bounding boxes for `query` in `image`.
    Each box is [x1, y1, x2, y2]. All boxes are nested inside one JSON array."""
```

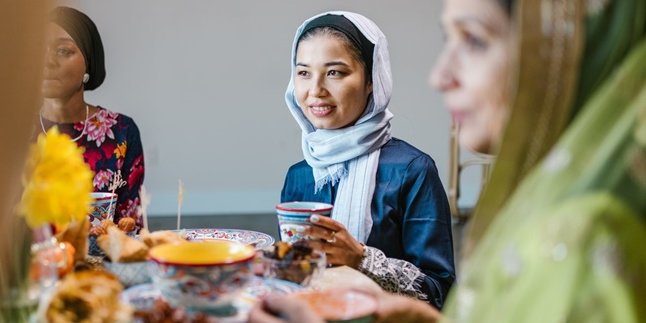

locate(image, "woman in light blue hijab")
[[281, 11, 455, 306]]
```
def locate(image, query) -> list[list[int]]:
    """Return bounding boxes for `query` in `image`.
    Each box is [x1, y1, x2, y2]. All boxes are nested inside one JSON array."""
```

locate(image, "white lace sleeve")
[[358, 246, 427, 300]]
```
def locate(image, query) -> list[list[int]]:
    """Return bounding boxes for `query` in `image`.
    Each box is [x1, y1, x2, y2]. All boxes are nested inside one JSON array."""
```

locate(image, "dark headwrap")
[[50, 7, 105, 91], [298, 14, 375, 77]]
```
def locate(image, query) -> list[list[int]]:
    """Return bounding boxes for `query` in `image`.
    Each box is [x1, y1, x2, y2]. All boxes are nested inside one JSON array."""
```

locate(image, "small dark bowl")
[[261, 249, 326, 286]]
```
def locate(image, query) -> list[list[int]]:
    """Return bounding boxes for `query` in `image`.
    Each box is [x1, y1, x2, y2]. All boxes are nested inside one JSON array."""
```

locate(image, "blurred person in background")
[[42, 7, 145, 231]]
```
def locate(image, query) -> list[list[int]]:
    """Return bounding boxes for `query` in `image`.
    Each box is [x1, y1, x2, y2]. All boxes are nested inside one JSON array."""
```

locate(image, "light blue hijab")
[[285, 11, 393, 242]]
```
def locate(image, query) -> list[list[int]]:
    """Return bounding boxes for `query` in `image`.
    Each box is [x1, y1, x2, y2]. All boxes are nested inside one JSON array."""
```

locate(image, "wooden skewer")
[[139, 185, 151, 231], [177, 180, 184, 230]]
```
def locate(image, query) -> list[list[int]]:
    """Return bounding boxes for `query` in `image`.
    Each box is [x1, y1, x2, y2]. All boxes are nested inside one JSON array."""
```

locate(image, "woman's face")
[[431, 0, 513, 153], [294, 34, 372, 130], [42, 23, 86, 99]]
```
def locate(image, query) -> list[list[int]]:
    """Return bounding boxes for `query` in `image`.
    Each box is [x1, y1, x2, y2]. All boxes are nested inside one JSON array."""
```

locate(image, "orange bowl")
[[149, 240, 255, 266]]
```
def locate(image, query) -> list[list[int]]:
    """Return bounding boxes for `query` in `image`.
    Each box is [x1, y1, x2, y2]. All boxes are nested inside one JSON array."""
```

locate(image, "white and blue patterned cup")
[[276, 202, 333, 244], [88, 192, 117, 227], [88, 192, 117, 256]]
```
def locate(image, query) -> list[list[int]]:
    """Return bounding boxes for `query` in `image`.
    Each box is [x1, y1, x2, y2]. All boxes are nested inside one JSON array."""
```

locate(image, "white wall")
[[59, 0, 482, 216]]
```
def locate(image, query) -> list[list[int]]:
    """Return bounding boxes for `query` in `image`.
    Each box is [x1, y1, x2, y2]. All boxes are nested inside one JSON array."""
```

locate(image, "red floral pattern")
[[93, 169, 113, 190], [44, 106, 145, 231], [79, 108, 119, 147]]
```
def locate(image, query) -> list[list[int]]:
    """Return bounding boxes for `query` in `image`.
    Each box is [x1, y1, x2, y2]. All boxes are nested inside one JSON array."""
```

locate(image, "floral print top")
[[40, 106, 145, 230]]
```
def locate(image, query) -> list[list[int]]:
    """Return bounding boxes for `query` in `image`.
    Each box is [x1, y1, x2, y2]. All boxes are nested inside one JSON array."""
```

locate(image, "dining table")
[[113, 263, 383, 322], [310, 265, 382, 293], [44, 227, 385, 322], [114, 249, 381, 322]]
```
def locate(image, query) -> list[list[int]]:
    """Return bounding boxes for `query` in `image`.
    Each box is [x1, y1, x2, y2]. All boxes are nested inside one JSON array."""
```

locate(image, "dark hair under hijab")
[[50, 6, 106, 91], [297, 14, 375, 82]]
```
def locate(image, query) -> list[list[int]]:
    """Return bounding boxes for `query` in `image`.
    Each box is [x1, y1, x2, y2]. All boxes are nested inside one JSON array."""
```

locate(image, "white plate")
[[175, 228, 274, 249]]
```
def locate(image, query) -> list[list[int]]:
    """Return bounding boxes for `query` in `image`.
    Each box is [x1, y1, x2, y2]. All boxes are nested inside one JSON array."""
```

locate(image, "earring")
[[82, 73, 90, 84]]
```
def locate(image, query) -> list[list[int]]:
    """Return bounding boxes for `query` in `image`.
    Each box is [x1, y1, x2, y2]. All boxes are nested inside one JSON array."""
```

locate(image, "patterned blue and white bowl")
[[276, 202, 333, 244], [104, 260, 151, 287], [148, 240, 256, 312]]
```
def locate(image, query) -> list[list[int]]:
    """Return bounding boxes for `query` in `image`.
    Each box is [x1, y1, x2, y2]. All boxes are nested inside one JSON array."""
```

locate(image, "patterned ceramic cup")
[[88, 192, 117, 227], [276, 202, 333, 244], [88, 192, 117, 256], [149, 240, 256, 313]]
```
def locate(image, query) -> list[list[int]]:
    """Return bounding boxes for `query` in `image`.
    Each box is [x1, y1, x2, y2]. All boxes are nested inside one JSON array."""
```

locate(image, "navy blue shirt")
[[281, 138, 455, 307]]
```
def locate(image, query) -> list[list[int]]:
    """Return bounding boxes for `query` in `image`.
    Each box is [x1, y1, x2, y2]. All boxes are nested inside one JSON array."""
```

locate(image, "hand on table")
[[305, 214, 365, 268], [247, 294, 324, 323], [367, 289, 442, 323]]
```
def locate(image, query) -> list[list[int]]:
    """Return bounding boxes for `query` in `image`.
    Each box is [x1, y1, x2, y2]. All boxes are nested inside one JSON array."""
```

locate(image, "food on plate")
[[133, 298, 213, 323], [97, 226, 148, 262], [46, 270, 132, 323], [90, 217, 119, 236], [117, 217, 136, 232], [139, 229, 186, 248], [262, 240, 324, 284], [89, 224, 106, 236], [98, 227, 186, 263]]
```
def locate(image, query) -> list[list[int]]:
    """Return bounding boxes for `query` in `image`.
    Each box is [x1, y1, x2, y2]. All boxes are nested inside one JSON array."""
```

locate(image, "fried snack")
[[89, 225, 106, 237], [89, 219, 117, 237], [55, 217, 90, 262], [102, 218, 116, 230], [117, 217, 136, 232], [46, 270, 133, 323], [276, 241, 290, 259], [139, 229, 186, 248], [97, 227, 149, 262]]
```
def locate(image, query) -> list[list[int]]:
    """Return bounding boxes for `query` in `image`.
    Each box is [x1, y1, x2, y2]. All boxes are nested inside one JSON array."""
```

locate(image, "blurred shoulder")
[[286, 159, 311, 174]]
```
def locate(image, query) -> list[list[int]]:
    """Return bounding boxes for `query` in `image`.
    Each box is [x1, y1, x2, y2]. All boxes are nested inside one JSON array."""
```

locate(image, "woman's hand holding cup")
[[306, 214, 365, 269]]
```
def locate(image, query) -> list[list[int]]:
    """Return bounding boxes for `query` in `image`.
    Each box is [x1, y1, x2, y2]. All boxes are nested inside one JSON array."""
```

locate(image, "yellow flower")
[[114, 141, 127, 159], [18, 127, 94, 228]]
